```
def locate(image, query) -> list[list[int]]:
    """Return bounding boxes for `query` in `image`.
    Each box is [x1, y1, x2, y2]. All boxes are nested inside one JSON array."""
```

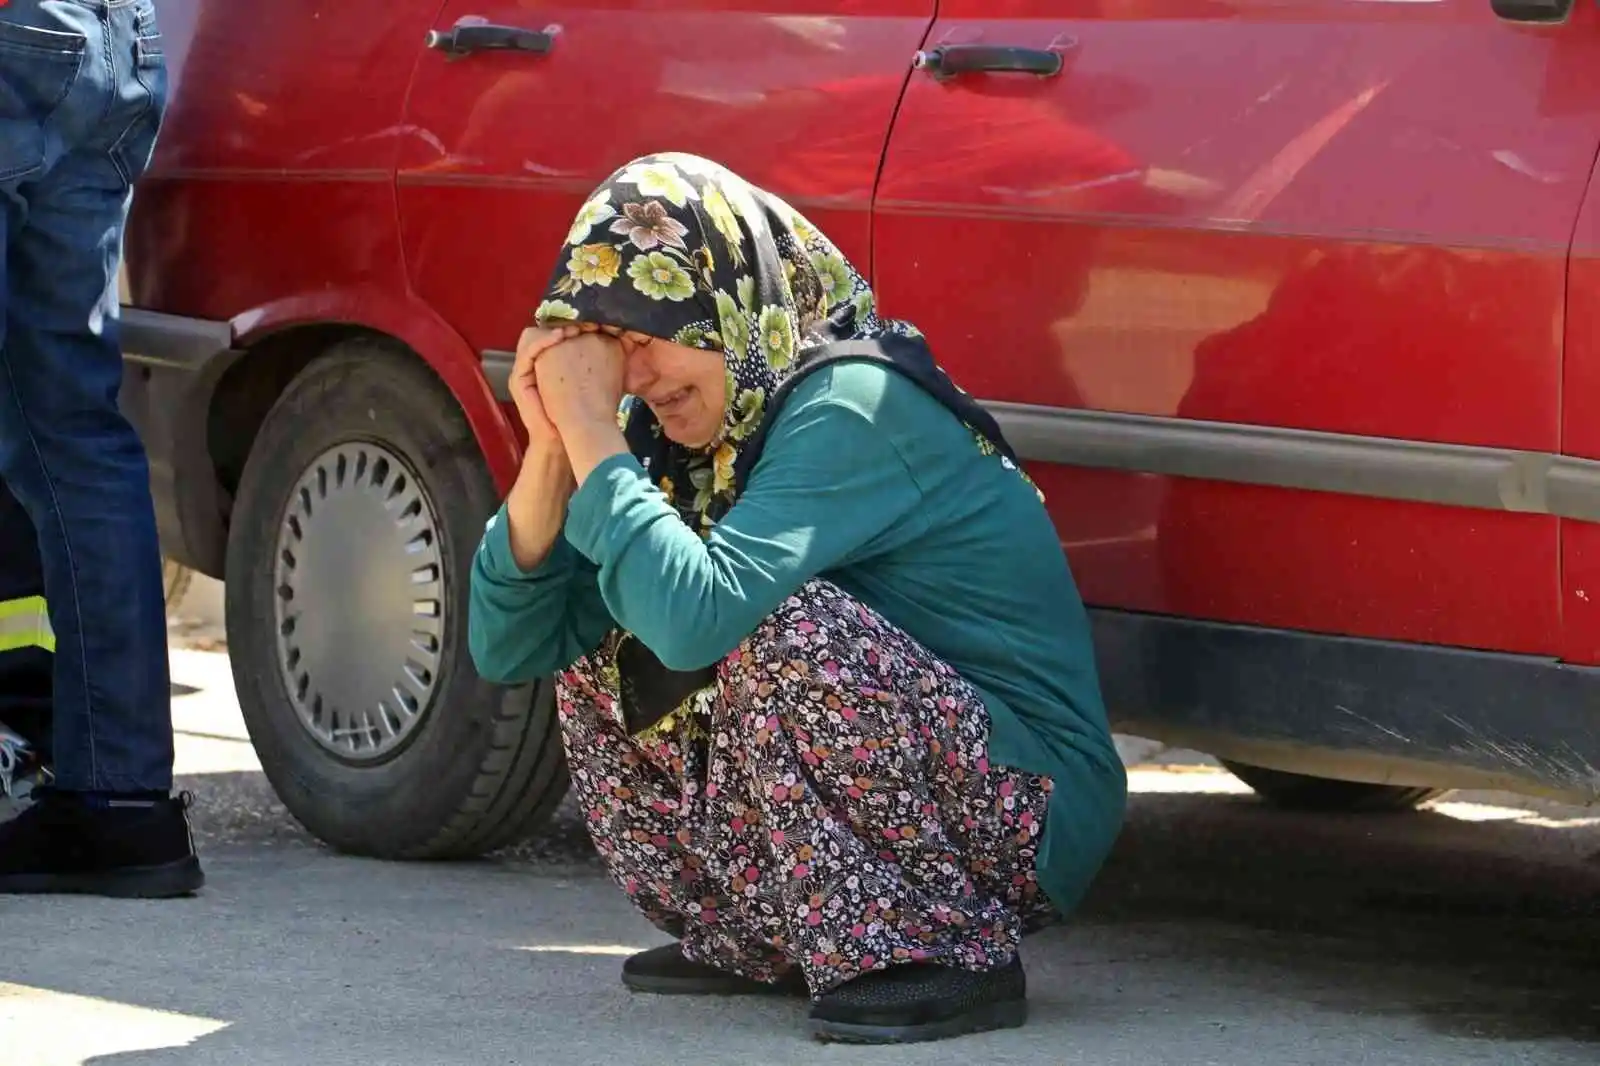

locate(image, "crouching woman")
[[468, 153, 1126, 1044]]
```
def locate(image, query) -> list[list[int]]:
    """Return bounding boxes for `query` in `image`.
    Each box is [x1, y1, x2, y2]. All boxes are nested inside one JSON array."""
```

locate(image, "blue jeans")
[[0, 0, 171, 792]]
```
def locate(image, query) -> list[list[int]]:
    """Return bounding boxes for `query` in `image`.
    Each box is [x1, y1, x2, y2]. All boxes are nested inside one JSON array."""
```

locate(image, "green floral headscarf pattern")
[[535, 152, 922, 534]]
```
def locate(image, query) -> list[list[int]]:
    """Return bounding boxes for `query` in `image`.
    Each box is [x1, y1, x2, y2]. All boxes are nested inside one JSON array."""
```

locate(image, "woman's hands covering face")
[[511, 325, 579, 448], [533, 328, 629, 435]]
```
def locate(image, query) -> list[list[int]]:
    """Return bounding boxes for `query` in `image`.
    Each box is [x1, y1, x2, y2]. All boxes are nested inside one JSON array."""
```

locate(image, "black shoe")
[[0, 789, 205, 898], [808, 956, 1028, 1044], [621, 942, 808, 996]]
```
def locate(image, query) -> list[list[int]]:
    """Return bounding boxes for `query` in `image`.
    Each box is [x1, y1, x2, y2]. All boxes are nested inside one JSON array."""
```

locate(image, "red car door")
[[123, 0, 437, 320], [1556, 40, 1600, 667], [396, 0, 937, 371], [874, 0, 1600, 658]]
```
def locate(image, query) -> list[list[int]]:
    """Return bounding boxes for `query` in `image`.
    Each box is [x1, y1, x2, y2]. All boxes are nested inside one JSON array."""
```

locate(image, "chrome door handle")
[[425, 21, 557, 59], [912, 44, 1067, 82]]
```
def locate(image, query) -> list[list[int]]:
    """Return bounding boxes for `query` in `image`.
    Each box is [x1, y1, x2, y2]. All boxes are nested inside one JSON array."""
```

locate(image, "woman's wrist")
[[560, 413, 630, 487], [504, 443, 575, 572]]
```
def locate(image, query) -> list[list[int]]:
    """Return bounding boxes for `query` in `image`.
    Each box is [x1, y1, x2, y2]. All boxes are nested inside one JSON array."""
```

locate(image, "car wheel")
[[224, 340, 568, 858], [1223, 761, 1444, 812]]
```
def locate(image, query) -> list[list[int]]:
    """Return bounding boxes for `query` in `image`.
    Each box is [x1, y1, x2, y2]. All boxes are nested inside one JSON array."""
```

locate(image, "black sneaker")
[[808, 956, 1028, 1044], [0, 789, 204, 898], [621, 942, 808, 996]]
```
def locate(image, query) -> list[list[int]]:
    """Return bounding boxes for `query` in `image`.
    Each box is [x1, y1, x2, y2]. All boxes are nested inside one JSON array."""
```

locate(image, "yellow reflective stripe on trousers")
[[0, 596, 54, 654]]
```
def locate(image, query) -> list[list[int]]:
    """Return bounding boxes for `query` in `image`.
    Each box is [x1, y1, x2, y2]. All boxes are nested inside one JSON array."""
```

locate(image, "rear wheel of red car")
[[224, 340, 568, 859], [1223, 761, 1444, 813]]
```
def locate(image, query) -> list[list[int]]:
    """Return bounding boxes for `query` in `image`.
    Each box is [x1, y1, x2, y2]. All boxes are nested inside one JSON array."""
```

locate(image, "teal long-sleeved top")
[[469, 361, 1127, 915]]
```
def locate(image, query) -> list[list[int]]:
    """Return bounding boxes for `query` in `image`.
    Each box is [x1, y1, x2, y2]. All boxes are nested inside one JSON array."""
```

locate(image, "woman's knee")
[[735, 579, 868, 662]]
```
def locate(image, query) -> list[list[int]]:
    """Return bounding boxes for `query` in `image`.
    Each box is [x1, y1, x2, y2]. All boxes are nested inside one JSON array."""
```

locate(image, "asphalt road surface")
[[3, 649, 1598, 1066]]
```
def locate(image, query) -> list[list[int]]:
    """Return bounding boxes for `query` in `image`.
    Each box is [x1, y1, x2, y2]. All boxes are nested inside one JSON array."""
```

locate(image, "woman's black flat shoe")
[[621, 942, 808, 996], [808, 956, 1028, 1044]]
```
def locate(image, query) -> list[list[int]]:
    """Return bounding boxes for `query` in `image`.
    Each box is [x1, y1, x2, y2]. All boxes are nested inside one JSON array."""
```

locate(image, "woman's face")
[[591, 326, 727, 447]]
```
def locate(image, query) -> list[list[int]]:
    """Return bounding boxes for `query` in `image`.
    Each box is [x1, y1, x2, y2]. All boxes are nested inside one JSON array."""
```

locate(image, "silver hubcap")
[[273, 442, 445, 761]]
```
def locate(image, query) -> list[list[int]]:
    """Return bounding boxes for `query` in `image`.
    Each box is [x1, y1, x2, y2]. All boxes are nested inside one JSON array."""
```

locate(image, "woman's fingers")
[[517, 324, 583, 367], [535, 331, 629, 433], [513, 327, 586, 401], [511, 328, 581, 444]]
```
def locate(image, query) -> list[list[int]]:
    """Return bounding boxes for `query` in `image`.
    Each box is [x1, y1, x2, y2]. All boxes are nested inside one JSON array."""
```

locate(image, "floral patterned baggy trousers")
[[555, 580, 1057, 996]]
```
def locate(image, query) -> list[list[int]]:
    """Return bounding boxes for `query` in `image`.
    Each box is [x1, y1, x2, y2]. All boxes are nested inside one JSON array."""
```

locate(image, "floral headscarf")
[[535, 152, 926, 534], [535, 153, 1028, 740]]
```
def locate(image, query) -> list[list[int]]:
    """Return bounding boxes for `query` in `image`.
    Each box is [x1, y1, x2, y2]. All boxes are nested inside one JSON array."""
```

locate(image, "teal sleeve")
[[563, 398, 925, 671], [466, 504, 615, 684]]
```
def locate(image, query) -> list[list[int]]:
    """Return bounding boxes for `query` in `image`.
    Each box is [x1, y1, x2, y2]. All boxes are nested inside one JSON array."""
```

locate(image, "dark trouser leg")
[[0, 2, 198, 899], [0, 0, 173, 793]]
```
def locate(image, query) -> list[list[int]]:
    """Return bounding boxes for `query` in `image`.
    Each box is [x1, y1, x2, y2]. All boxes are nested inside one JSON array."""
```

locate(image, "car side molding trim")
[[120, 308, 235, 371], [483, 349, 515, 405], [481, 350, 1599, 521], [988, 401, 1600, 522]]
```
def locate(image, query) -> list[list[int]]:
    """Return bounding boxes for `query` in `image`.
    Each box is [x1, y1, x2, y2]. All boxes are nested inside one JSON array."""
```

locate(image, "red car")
[[121, 0, 1600, 857]]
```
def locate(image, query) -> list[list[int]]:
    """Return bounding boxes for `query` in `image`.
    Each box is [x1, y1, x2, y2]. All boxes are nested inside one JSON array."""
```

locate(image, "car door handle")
[[912, 44, 1066, 81], [424, 21, 557, 59]]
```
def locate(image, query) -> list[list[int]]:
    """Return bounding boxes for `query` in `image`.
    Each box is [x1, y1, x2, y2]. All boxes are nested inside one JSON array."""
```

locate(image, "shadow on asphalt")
[[1078, 791, 1600, 1044], [52, 775, 1600, 1064]]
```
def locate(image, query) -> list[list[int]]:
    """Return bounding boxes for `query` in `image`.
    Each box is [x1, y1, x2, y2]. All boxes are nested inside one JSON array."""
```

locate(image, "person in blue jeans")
[[0, 0, 203, 896]]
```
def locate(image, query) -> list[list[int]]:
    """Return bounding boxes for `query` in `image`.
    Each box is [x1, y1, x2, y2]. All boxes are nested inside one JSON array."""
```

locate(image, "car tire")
[[1223, 761, 1444, 813], [224, 340, 568, 859]]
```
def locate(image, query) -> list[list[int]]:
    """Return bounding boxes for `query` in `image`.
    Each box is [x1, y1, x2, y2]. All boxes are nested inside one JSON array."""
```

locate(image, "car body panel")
[[121, 0, 520, 487], [1557, 152, 1600, 666], [394, 0, 938, 366], [875, 0, 1600, 655]]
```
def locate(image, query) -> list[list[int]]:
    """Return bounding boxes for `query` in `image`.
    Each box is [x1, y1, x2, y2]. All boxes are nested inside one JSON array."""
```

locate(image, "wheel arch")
[[226, 289, 521, 492], [137, 288, 522, 578]]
